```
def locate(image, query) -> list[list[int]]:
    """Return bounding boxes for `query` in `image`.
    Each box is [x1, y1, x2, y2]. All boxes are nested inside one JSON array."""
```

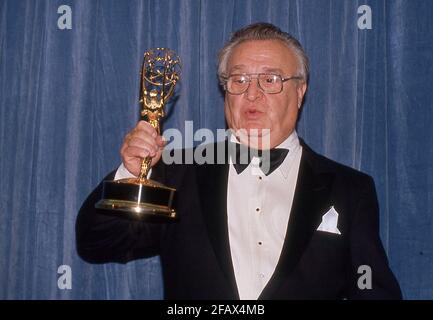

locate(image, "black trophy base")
[[95, 178, 176, 221]]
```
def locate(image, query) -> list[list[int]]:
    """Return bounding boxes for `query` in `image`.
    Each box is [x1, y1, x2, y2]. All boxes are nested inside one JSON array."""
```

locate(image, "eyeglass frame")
[[220, 73, 303, 95]]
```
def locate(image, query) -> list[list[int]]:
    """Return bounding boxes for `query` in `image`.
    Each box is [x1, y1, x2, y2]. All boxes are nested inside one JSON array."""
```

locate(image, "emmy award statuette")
[[95, 48, 181, 221]]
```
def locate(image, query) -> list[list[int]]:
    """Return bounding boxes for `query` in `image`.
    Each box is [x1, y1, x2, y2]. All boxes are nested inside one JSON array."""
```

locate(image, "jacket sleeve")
[[346, 175, 402, 299], [75, 170, 163, 264]]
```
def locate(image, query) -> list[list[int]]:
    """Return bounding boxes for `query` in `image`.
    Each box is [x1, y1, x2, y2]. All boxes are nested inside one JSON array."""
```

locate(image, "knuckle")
[[139, 120, 151, 130]]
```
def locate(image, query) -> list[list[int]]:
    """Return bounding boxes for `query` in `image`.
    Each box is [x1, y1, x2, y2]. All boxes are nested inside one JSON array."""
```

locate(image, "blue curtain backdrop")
[[1, 0, 432, 299]]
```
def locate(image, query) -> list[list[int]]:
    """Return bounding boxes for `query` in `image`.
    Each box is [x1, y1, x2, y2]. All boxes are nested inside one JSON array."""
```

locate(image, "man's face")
[[224, 40, 307, 148]]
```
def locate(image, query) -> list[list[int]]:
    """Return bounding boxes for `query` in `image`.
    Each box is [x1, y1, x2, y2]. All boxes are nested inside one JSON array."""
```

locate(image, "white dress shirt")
[[227, 131, 302, 299], [114, 131, 303, 300], [114, 162, 136, 180]]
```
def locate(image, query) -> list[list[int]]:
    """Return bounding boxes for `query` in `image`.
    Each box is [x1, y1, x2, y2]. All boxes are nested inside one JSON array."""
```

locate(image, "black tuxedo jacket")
[[76, 140, 402, 299]]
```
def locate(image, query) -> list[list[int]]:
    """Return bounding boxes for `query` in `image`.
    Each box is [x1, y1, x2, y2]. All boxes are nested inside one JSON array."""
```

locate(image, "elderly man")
[[76, 22, 401, 299]]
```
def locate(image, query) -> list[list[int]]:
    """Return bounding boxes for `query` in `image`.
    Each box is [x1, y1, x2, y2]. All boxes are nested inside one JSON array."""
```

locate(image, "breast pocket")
[[300, 231, 348, 270]]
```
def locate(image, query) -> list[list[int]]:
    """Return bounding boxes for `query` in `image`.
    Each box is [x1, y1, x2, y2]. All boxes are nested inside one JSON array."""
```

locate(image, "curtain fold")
[[1, 0, 432, 299]]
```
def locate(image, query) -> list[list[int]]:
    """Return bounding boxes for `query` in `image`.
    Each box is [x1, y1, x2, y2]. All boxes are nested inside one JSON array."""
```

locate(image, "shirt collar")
[[276, 131, 301, 179]]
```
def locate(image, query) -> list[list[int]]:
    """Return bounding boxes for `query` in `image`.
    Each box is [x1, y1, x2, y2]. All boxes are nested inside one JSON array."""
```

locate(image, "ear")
[[296, 82, 307, 109]]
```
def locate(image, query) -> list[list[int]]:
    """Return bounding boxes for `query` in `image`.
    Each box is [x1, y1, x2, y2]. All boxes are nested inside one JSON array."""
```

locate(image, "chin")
[[245, 126, 270, 137]]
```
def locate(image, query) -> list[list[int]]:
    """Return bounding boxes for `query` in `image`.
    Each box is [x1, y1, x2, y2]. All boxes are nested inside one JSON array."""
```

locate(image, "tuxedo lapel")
[[259, 143, 334, 299], [194, 141, 334, 300], [196, 142, 240, 299]]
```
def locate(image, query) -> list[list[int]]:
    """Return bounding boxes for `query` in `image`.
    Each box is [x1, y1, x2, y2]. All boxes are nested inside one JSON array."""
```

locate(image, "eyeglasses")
[[222, 73, 302, 95]]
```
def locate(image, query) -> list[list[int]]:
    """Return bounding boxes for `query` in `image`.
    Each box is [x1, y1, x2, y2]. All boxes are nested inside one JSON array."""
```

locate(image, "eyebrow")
[[228, 65, 285, 75]]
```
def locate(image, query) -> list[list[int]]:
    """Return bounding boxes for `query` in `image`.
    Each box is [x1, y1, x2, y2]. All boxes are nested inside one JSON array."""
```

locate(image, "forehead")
[[227, 39, 297, 73]]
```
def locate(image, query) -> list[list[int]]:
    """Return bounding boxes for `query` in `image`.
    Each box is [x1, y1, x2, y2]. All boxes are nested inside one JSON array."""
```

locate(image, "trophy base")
[[95, 178, 176, 221]]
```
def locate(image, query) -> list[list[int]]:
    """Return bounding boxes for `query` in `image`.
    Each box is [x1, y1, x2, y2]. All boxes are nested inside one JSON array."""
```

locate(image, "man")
[[76, 22, 402, 299]]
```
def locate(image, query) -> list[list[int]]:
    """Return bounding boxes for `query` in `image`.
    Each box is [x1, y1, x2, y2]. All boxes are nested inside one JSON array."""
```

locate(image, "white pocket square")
[[317, 206, 341, 235]]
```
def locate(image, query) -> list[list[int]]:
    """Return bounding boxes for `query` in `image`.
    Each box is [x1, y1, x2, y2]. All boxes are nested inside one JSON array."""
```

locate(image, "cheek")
[[224, 97, 238, 127], [269, 95, 299, 128], [225, 96, 241, 115], [281, 105, 299, 130]]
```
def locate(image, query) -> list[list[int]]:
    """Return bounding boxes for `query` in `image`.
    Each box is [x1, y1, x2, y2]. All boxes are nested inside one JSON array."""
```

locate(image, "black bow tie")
[[230, 143, 289, 176]]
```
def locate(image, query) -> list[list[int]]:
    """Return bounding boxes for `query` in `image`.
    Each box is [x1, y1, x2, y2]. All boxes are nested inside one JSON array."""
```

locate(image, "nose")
[[245, 78, 262, 101]]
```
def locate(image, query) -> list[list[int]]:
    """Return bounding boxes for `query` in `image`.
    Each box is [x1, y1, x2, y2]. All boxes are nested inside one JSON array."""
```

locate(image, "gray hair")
[[218, 22, 309, 84]]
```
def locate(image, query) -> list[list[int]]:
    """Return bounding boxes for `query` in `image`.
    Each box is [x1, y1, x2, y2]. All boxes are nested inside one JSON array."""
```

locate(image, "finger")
[[135, 120, 158, 137], [127, 136, 159, 154], [122, 132, 132, 147], [130, 128, 159, 142], [123, 145, 155, 159], [155, 135, 166, 148]]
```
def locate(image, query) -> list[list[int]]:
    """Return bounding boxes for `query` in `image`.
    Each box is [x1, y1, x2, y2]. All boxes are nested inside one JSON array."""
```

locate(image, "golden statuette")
[[95, 48, 181, 221]]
